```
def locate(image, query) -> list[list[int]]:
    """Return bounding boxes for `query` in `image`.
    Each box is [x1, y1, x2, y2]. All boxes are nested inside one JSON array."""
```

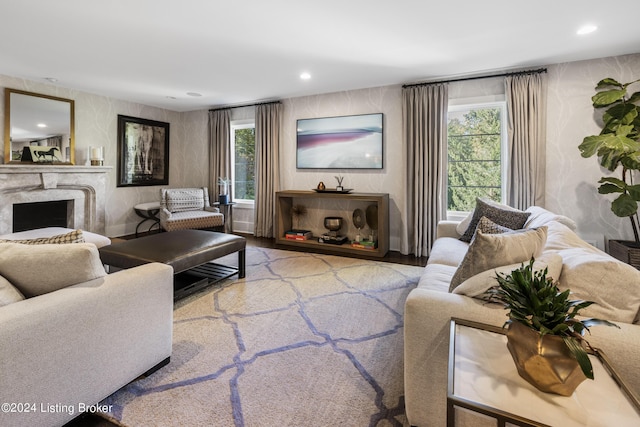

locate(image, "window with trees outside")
[[231, 121, 256, 202], [447, 101, 507, 213]]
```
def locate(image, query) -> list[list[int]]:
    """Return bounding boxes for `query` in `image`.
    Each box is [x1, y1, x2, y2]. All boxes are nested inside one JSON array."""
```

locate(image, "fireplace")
[[0, 165, 110, 235], [13, 200, 73, 232]]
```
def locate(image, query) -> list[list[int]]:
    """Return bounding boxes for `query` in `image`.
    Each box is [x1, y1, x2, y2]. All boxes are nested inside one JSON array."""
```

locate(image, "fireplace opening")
[[13, 200, 73, 232]]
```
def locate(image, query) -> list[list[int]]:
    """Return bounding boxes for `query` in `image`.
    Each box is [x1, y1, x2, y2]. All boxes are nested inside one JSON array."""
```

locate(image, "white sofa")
[[404, 206, 640, 426], [0, 233, 174, 427]]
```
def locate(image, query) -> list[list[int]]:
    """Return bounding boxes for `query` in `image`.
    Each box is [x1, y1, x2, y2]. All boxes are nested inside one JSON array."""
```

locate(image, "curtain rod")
[[209, 100, 281, 112], [402, 68, 548, 89]]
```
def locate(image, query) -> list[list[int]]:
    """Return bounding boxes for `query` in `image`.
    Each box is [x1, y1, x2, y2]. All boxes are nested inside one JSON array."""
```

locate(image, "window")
[[231, 121, 256, 202], [447, 101, 507, 213]]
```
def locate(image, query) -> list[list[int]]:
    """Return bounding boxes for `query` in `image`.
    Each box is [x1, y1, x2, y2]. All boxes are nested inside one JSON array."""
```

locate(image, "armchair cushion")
[[0, 243, 107, 298]]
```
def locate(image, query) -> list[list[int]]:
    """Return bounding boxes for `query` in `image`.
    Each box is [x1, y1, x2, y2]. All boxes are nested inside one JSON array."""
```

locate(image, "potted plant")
[[487, 259, 618, 396], [578, 77, 640, 267]]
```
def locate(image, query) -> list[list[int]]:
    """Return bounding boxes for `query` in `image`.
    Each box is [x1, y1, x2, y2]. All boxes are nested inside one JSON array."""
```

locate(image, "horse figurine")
[[35, 147, 60, 162]]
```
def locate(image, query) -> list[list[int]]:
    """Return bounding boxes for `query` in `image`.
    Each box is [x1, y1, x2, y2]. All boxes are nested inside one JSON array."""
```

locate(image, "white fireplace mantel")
[[0, 165, 112, 235]]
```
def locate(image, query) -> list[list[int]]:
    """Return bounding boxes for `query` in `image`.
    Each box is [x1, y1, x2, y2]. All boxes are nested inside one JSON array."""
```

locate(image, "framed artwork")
[[117, 115, 169, 187], [296, 113, 383, 169]]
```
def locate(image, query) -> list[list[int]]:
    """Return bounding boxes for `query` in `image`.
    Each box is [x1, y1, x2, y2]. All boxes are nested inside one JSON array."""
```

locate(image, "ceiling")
[[2, 0, 640, 112]]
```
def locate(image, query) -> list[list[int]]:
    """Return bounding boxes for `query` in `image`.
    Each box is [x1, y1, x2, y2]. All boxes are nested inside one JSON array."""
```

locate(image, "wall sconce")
[[90, 146, 104, 166]]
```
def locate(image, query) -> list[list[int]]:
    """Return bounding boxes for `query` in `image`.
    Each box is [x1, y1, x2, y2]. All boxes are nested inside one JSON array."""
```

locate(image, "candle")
[[90, 147, 103, 160]]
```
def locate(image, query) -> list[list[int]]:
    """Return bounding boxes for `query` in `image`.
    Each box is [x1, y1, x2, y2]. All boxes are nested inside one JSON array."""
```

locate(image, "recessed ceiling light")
[[37, 123, 47, 128], [577, 24, 597, 35], [300, 72, 311, 80], [186, 92, 202, 97]]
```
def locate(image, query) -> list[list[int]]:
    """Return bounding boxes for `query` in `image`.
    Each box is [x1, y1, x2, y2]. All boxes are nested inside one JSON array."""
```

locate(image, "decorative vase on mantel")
[[506, 322, 587, 396]]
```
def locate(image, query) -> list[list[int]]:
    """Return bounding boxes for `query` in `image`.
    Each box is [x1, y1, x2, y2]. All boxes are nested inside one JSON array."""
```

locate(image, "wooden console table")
[[275, 190, 389, 258]]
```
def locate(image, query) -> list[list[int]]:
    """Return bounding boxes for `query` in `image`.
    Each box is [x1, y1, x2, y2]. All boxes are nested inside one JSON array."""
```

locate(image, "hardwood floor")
[[234, 233, 428, 267], [120, 231, 428, 267]]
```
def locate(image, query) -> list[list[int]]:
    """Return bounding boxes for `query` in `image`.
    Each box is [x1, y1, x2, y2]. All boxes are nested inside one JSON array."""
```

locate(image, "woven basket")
[[609, 239, 640, 270]]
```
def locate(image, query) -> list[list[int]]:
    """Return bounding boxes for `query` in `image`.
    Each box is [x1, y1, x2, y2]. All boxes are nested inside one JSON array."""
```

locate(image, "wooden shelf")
[[275, 190, 389, 258]]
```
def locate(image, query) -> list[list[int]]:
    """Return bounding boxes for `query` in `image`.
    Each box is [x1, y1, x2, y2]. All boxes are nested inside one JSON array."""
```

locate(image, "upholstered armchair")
[[159, 187, 224, 232]]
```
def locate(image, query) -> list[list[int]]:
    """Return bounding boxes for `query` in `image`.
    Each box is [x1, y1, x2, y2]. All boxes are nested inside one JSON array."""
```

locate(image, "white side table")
[[447, 318, 640, 427]]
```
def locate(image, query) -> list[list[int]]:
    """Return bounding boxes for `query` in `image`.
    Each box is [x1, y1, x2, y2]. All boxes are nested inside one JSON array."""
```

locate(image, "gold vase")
[[506, 322, 587, 396]]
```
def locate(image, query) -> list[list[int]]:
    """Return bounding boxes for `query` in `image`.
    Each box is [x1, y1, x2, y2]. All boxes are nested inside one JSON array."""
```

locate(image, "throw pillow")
[[476, 216, 514, 235], [525, 206, 578, 230], [0, 274, 25, 307], [556, 247, 640, 324], [452, 253, 563, 299], [449, 226, 548, 293], [165, 188, 206, 213], [459, 198, 531, 243], [0, 243, 107, 298], [456, 211, 474, 236], [0, 229, 85, 245]]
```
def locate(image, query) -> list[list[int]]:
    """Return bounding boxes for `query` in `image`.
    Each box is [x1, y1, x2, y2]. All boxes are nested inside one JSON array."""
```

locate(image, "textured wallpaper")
[[546, 54, 640, 248]]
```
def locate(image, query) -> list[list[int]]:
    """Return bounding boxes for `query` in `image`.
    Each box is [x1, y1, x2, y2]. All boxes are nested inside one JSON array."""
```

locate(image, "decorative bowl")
[[324, 217, 343, 231]]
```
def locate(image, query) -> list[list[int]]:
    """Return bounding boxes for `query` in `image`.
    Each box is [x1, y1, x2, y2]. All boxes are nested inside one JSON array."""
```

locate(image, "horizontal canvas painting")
[[296, 113, 383, 169]]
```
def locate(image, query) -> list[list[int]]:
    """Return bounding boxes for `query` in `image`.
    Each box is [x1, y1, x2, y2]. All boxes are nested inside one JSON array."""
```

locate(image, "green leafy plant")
[[487, 259, 619, 379], [578, 78, 640, 244]]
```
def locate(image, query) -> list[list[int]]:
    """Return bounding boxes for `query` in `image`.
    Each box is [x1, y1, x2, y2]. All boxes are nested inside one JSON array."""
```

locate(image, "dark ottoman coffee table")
[[99, 229, 246, 300]]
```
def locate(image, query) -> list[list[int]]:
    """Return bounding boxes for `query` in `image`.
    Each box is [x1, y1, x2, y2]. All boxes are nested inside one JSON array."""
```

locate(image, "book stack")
[[285, 230, 312, 240], [351, 240, 377, 250]]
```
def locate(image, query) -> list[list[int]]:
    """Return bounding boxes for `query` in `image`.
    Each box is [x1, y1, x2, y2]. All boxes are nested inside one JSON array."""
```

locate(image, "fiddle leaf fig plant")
[[578, 78, 640, 244]]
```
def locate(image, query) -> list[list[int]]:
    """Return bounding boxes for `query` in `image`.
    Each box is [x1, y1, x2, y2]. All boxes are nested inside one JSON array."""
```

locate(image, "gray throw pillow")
[[476, 216, 514, 234], [459, 198, 531, 243]]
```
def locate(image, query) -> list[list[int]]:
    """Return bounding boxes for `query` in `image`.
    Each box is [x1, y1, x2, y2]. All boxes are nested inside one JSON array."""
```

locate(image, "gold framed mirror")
[[4, 88, 75, 164]]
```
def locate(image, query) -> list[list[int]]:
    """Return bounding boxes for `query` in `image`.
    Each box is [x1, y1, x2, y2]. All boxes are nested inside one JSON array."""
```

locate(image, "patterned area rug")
[[101, 247, 423, 426]]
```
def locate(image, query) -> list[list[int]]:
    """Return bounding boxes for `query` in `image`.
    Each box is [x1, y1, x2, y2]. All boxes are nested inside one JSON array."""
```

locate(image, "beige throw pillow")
[[0, 274, 25, 307], [452, 253, 563, 299], [449, 227, 548, 292], [0, 243, 107, 298], [557, 247, 640, 324]]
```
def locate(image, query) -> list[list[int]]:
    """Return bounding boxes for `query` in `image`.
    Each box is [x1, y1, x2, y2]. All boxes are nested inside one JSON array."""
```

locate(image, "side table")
[[213, 201, 236, 233], [134, 202, 161, 237], [447, 318, 640, 427]]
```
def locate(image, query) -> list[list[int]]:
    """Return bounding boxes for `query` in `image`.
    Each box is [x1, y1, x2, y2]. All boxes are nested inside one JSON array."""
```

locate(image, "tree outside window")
[[447, 105, 504, 212], [232, 124, 255, 201]]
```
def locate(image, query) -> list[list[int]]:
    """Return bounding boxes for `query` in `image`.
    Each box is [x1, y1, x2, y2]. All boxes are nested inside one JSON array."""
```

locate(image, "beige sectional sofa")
[[0, 232, 174, 427], [404, 205, 640, 426]]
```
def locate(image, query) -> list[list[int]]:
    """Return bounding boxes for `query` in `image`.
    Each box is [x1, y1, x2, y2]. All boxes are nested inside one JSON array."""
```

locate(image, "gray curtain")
[[402, 84, 449, 257], [208, 109, 231, 201], [505, 72, 547, 209], [254, 103, 282, 238]]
